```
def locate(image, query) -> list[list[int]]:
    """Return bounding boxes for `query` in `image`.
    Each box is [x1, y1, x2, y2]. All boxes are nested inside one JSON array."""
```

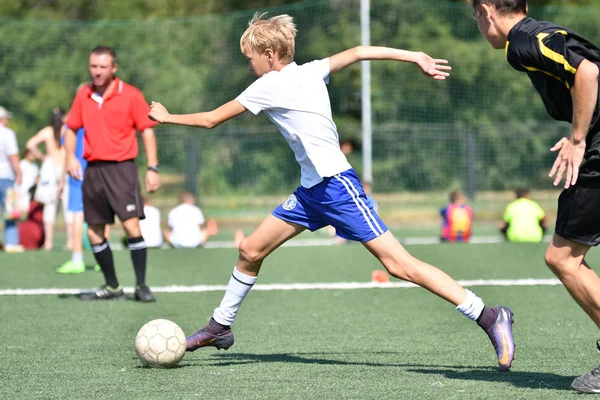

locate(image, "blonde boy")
[[149, 13, 515, 371]]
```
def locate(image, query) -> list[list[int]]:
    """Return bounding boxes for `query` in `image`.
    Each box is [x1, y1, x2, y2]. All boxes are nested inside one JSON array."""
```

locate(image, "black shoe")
[[571, 340, 600, 393], [186, 319, 234, 352], [134, 284, 156, 302], [572, 365, 600, 393], [78, 285, 125, 301]]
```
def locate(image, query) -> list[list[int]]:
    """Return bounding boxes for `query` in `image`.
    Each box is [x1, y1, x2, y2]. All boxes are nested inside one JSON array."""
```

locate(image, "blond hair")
[[240, 13, 297, 64]]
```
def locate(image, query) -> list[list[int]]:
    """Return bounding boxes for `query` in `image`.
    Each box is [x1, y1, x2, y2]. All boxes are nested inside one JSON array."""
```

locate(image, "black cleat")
[[186, 319, 234, 352], [78, 285, 125, 301], [134, 284, 156, 302], [572, 366, 600, 393], [572, 340, 600, 393]]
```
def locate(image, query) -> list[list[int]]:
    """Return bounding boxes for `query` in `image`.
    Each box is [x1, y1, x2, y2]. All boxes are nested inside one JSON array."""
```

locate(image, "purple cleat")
[[480, 306, 515, 372], [186, 318, 234, 352]]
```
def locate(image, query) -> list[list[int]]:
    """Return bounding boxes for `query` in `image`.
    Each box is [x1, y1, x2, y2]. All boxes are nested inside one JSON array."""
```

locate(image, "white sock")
[[456, 289, 485, 321], [72, 252, 83, 264], [213, 267, 257, 326]]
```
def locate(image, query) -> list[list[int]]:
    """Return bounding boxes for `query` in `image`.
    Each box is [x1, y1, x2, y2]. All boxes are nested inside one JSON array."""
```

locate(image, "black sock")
[[476, 307, 497, 330], [92, 239, 119, 289], [207, 318, 230, 334], [128, 236, 147, 287]]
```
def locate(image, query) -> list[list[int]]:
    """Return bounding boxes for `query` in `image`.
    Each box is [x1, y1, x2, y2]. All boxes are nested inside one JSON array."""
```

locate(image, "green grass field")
[[1, 240, 599, 399]]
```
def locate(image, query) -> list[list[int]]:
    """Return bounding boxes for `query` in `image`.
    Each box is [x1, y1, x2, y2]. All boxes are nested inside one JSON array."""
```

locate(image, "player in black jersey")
[[470, 0, 600, 393]]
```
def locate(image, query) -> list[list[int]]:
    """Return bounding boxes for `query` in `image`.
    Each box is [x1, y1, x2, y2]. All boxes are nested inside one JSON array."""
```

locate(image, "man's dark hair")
[[469, 0, 527, 15], [91, 45, 117, 64], [516, 187, 530, 199]]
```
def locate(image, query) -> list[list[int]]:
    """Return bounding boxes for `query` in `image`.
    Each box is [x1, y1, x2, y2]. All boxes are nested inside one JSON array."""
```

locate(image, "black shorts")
[[555, 149, 600, 246], [82, 160, 145, 225]]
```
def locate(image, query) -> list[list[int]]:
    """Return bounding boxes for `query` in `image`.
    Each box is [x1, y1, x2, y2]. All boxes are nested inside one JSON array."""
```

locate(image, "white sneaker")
[[4, 244, 24, 253]]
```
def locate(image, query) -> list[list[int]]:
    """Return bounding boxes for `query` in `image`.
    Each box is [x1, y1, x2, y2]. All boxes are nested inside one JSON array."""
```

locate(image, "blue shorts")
[[68, 184, 83, 212], [68, 157, 87, 213], [272, 169, 387, 242]]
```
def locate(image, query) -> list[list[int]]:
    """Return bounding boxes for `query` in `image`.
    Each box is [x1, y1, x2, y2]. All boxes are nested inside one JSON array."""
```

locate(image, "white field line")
[[107, 235, 552, 250], [0, 278, 562, 296], [203, 235, 553, 249]]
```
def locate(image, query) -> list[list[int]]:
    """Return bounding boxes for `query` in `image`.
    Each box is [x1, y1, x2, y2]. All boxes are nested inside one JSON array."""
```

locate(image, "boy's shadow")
[[185, 352, 575, 391]]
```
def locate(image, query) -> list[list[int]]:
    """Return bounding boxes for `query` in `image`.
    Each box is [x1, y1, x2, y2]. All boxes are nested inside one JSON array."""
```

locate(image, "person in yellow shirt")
[[499, 188, 547, 243]]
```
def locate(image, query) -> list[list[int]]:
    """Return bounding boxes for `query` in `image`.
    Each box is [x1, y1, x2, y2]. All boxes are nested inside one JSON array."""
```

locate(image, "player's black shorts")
[[555, 149, 600, 246], [82, 160, 145, 225]]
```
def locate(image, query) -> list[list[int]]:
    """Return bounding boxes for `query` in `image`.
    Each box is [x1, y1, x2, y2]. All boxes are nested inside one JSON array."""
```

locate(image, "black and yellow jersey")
[[506, 17, 600, 146]]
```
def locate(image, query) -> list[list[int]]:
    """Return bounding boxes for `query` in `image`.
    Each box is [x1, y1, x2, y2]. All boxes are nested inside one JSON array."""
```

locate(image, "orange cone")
[[371, 270, 390, 283]]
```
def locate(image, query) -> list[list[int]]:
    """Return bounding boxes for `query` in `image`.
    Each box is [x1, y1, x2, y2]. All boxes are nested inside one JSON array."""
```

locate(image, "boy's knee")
[[238, 239, 264, 264], [384, 254, 415, 282]]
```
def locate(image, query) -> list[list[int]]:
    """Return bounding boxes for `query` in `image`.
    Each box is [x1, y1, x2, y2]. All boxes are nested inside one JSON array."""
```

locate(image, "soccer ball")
[[135, 319, 186, 368]]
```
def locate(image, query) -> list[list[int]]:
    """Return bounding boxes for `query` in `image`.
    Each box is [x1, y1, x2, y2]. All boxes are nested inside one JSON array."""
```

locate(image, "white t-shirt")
[[168, 203, 205, 248], [140, 205, 163, 248], [0, 125, 19, 180], [236, 59, 351, 188], [19, 159, 39, 192]]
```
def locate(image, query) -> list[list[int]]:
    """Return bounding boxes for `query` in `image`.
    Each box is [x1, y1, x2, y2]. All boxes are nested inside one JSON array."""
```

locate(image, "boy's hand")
[[148, 101, 170, 123], [415, 53, 451, 80], [549, 137, 586, 189]]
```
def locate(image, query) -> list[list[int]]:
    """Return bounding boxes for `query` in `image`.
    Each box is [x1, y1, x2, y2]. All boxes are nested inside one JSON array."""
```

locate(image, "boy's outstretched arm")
[[148, 100, 247, 129], [328, 46, 451, 79]]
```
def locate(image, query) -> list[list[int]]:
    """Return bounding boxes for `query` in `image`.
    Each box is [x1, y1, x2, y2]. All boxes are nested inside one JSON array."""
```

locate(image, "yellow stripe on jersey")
[[537, 31, 577, 74], [519, 64, 570, 89]]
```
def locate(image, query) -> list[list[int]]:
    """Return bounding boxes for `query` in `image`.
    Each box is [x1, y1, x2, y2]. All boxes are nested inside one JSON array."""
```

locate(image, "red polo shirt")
[[66, 78, 157, 162]]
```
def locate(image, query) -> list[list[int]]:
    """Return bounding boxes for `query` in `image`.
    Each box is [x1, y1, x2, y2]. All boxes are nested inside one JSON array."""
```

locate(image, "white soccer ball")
[[135, 319, 186, 368]]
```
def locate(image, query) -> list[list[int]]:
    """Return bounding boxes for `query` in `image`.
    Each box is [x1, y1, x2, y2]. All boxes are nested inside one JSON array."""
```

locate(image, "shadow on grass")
[[407, 368, 576, 391], [186, 351, 491, 369], [181, 352, 576, 391]]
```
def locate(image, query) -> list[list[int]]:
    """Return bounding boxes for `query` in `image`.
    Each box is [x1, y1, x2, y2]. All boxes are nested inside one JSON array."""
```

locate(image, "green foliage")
[[1, 0, 599, 194]]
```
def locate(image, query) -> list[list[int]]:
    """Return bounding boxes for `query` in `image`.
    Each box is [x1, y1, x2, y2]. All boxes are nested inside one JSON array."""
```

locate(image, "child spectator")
[[440, 190, 473, 242], [19, 149, 39, 193], [499, 188, 547, 243], [139, 196, 163, 248], [19, 187, 44, 250], [164, 192, 218, 248]]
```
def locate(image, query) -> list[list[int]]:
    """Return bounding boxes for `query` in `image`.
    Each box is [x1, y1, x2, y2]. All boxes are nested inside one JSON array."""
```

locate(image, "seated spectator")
[[19, 149, 39, 194], [19, 187, 45, 250], [164, 192, 218, 248], [500, 188, 547, 243], [440, 190, 473, 242], [139, 196, 163, 248]]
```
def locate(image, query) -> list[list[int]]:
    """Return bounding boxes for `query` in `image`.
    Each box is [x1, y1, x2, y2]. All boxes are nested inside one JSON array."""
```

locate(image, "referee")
[[65, 45, 160, 302]]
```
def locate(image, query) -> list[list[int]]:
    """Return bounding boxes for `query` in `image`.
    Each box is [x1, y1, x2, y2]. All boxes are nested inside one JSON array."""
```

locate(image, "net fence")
[[1, 0, 598, 197]]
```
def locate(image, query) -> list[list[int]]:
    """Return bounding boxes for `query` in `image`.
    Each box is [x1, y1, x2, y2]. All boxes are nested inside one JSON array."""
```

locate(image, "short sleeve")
[[535, 202, 545, 220], [66, 90, 85, 130], [302, 58, 330, 84], [5, 129, 18, 156], [195, 207, 205, 225], [130, 88, 157, 131], [510, 31, 585, 87], [503, 205, 513, 223], [235, 77, 273, 115], [440, 207, 447, 219], [167, 210, 174, 228]]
